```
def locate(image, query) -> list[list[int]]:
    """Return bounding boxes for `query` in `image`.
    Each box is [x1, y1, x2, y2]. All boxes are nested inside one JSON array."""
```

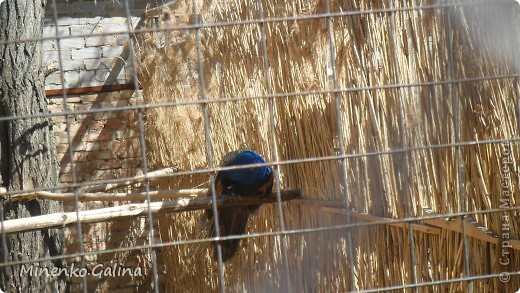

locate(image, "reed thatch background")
[[137, 0, 519, 291]]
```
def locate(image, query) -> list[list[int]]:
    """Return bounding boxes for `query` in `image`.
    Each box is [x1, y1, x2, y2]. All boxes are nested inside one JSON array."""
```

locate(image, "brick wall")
[[48, 91, 142, 186], [41, 1, 163, 291], [43, 0, 146, 186], [43, 0, 144, 90]]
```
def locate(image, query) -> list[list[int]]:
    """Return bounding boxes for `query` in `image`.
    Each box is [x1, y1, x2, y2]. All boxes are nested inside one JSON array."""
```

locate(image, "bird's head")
[[220, 150, 272, 186]]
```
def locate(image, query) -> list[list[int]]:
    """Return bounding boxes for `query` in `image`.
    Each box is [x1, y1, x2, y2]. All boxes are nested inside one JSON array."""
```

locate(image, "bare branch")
[[0, 189, 301, 234], [2, 188, 206, 202], [83, 166, 177, 192]]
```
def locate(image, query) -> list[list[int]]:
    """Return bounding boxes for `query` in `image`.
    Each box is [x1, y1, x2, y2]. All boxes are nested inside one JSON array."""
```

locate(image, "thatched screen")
[[137, 0, 519, 291]]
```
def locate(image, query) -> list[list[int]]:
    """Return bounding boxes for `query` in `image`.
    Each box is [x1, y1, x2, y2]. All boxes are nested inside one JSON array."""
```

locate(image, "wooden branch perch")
[[294, 199, 520, 250], [0, 167, 180, 202], [84, 167, 177, 192], [319, 206, 442, 235], [422, 208, 520, 251], [0, 190, 300, 234], [3, 188, 207, 202], [294, 199, 441, 234]]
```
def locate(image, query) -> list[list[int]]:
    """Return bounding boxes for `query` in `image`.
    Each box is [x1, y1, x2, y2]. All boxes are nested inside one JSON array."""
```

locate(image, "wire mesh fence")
[[0, 0, 519, 292]]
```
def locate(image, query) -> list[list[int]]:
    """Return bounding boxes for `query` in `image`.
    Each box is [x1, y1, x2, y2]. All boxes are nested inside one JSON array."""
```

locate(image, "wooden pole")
[[2, 188, 207, 202], [0, 190, 301, 234], [84, 166, 178, 192]]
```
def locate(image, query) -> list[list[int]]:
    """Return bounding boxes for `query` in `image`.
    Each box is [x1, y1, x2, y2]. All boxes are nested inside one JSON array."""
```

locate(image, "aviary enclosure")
[[0, 0, 519, 292]]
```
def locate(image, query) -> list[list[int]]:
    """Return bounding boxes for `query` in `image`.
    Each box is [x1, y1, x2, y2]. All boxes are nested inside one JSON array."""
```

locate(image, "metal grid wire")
[[0, 0, 519, 292]]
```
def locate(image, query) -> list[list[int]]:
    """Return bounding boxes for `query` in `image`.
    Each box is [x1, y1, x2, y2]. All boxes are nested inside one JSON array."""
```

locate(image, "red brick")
[[88, 151, 113, 160], [85, 132, 99, 142], [110, 140, 129, 149], [70, 154, 87, 163], [51, 116, 68, 123], [72, 113, 89, 121], [59, 163, 71, 172], [70, 141, 100, 152], [73, 103, 92, 111], [56, 133, 73, 144], [104, 119, 126, 129], [83, 142, 100, 151], [121, 158, 142, 168], [93, 112, 108, 120], [67, 123, 87, 132], [95, 92, 108, 99], [56, 144, 70, 153], [48, 104, 64, 112], [95, 160, 122, 170], [59, 173, 82, 183], [114, 129, 141, 140], [59, 173, 73, 183], [59, 151, 89, 163], [117, 138, 140, 149], [106, 91, 132, 101], [98, 141, 110, 150], [85, 130, 114, 142], [87, 121, 105, 130], [112, 141, 140, 158], [53, 123, 67, 132], [117, 111, 131, 119], [54, 97, 82, 104], [57, 153, 67, 163], [80, 94, 100, 103], [61, 160, 95, 173], [98, 131, 116, 141]]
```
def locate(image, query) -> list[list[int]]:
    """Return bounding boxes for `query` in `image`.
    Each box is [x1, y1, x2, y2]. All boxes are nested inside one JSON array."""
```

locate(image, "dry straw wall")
[[137, 0, 519, 292]]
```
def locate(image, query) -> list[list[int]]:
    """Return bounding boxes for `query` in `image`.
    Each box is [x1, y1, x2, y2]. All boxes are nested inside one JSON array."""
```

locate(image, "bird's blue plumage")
[[217, 150, 272, 193], [207, 150, 273, 262]]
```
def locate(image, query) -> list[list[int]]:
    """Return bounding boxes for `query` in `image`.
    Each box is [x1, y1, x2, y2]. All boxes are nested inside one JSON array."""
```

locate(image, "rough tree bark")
[[0, 0, 68, 292]]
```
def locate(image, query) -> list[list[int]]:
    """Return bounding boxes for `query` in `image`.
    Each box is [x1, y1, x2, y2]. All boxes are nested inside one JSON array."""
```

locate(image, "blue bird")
[[206, 150, 273, 262]]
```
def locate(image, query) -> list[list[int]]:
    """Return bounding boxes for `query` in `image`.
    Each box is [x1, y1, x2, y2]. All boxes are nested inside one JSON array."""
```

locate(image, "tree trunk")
[[0, 0, 68, 292]]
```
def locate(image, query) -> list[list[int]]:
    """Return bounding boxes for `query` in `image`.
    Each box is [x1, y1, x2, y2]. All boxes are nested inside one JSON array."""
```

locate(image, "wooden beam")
[[2, 188, 207, 202], [0, 167, 180, 201], [321, 206, 442, 235], [422, 208, 520, 251], [85, 166, 177, 192], [45, 84, 142, 97], [0, 190, 301, 234], [292, 198, 345, 208], [294, 198, 440, 234]]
